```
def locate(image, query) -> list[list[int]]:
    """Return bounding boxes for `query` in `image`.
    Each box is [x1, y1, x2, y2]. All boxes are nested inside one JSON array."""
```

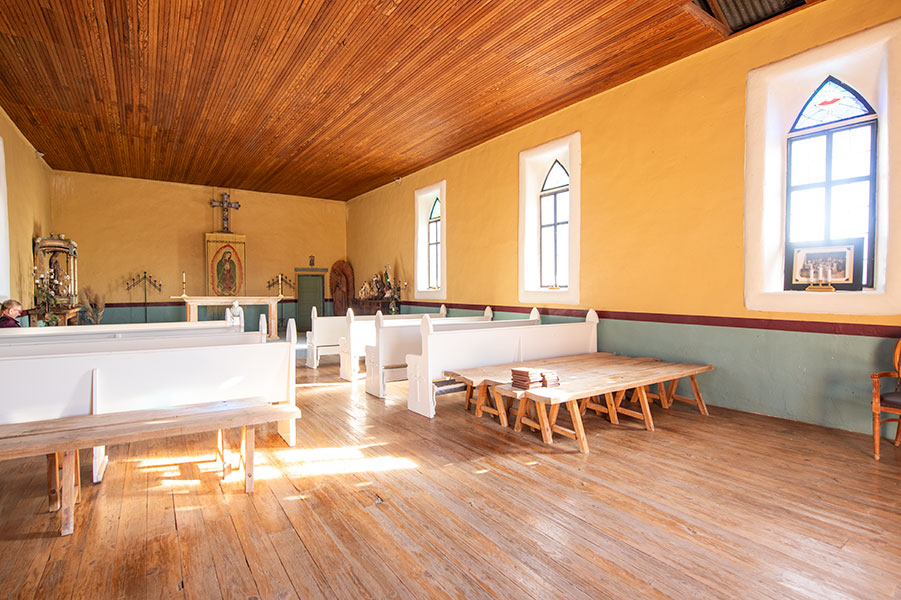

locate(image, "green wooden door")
[[297, 274, 324, 332]]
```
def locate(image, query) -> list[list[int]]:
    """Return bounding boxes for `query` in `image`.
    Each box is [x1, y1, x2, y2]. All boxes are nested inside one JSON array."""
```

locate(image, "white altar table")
[[174, 295, 283, 340]]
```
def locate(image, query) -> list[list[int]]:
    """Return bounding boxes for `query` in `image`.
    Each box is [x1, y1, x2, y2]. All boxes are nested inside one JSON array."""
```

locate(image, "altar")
[[174, 295, 282, 340]]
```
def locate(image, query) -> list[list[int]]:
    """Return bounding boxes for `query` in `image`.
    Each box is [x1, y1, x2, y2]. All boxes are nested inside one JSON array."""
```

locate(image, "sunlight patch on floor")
[[275, 444, 417, 477]]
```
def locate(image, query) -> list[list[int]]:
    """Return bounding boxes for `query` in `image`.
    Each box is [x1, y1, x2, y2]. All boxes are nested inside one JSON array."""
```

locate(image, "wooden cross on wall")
[[210, 192, 240, 233]]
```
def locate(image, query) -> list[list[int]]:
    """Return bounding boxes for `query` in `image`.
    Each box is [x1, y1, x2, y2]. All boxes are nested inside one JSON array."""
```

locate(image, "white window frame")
[[744, 18, 901, 315], [414, 180, 446, 300], [519, 132, 581, 305]]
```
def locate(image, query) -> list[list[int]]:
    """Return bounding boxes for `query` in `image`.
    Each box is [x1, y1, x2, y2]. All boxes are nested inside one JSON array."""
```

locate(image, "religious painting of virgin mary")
[[205, 233, 246, 296]]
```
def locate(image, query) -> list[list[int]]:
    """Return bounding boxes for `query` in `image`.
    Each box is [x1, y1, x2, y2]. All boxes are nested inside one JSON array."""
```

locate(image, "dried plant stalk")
[[78, 286, 106, 324]]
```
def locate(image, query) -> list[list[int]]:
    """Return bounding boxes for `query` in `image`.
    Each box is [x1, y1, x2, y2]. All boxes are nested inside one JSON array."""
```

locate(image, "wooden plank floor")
[[1, 362, 901, 599]]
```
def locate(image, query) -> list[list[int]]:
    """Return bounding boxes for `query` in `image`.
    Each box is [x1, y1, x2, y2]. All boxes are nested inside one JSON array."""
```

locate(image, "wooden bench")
[[1, 317, 299, 486], [0, 399, 300, 536]]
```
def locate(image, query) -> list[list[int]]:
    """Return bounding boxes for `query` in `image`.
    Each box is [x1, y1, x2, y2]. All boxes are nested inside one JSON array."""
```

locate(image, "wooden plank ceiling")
[[0, 1, 799, 201]]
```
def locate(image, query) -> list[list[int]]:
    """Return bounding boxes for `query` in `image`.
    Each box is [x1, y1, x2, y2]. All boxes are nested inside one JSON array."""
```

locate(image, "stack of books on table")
[[511, 368, 560, 389]]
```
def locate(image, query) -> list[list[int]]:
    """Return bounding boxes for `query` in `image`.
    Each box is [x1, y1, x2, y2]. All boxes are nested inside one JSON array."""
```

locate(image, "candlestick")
[[181, 271, 187, 296]]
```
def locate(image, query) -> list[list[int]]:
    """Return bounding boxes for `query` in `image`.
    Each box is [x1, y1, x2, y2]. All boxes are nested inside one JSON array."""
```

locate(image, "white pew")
[[365, 308, 544, 397], [0, 316, 299, 483], [305, 304, 447, 369], [340, 307, 495, 381], [0, 318, 241, 345], [405, 310, 600, 418], [0, 329, 266, 358]]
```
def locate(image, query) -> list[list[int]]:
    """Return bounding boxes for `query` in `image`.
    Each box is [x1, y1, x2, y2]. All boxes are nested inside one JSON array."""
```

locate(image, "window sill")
[[744, 289, 900, 315], [519, 287, 579, 306], [414, 288, 446, 301]]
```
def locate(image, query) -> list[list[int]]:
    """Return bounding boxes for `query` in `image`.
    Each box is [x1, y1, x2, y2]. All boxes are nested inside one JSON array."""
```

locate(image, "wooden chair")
[[871, 338, 901, 460]]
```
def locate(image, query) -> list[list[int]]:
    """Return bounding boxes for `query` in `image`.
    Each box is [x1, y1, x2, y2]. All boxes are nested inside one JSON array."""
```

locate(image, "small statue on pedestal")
[[227, 300, 245, 328]]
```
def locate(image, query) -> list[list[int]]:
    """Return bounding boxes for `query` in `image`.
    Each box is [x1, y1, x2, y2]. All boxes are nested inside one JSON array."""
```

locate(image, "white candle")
[[182, 271, 186, 284], [818, 264, 824, 283]]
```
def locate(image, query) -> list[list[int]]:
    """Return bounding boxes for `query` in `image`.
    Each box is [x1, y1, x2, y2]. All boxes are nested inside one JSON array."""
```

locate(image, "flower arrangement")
[[32, 267, 66, 325]]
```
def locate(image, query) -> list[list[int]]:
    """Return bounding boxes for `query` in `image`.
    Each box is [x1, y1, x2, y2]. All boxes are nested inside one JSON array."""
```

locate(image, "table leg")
[[689, 375, 709, 416], [464, 384, 473, 411], [492, 388, 509, 427], [474, 385, 487, 418], [605, 392, 619, 425], [514, 397, 527, 432], [637, 386, 655, 431], [535, 403, 553, 443], [566, 400, 589, 453]]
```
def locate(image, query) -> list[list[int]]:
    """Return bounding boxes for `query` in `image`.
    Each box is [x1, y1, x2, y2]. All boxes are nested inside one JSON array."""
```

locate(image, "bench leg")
[[464, 384, 473, 411], [241, 426, 255, 493], [75, 450, 81, 504], [47, 453, 60, 512], [61, 450, 76, 536], [217, 429, 226, 478]]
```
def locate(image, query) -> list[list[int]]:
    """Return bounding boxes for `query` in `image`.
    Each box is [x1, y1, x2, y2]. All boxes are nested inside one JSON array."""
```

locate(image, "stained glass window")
[[785, 76, 877, 289], [542, 160, 569, 191], [790, 76, 876, 132]]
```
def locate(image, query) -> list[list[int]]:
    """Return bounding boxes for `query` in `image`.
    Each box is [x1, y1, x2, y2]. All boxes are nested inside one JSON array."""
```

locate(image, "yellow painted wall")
[[51, 172, 346, 304], [0, 105, 52, 302], [346, 0, 901, 326]]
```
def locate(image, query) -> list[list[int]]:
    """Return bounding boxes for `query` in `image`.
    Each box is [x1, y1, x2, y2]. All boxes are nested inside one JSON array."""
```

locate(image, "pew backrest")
[[0, 319, 240, 344], [364, 308, 542, 397], [306, 303, 446, 369], [405, 310, 599, 417]]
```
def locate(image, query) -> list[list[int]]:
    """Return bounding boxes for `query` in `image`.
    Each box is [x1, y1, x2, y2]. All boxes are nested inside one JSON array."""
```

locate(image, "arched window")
[[427, 198, 440, 289], [540, 160, 569, 288], [784, 76, 877, 290]]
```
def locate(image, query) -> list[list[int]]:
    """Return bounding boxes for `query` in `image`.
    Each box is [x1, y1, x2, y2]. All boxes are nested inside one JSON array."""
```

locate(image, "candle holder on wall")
[[266, 273, 294, 297], [125, 271, 162, 323]]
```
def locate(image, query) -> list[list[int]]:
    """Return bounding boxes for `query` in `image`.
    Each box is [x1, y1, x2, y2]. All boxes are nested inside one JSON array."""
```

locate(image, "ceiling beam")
[[706, 0, 733, 33], [681, 2, 730, 39]]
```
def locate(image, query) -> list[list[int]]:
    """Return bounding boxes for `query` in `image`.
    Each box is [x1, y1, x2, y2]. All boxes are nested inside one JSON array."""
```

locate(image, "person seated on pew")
[[0, 299, 22, 328]]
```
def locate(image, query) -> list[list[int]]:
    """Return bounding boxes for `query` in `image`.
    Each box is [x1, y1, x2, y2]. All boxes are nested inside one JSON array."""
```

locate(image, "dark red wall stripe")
[[402, 300, 901, 339], [105, 298, 329, 308]]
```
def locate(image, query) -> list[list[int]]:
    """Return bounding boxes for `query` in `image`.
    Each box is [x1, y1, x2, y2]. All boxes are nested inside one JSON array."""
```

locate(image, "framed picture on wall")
[[205, 233, 246, 296], [784, 237, 863, 291]]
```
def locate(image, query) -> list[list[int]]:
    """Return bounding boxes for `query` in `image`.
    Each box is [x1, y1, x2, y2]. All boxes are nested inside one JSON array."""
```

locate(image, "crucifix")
[[210, 192, 240, 233]]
